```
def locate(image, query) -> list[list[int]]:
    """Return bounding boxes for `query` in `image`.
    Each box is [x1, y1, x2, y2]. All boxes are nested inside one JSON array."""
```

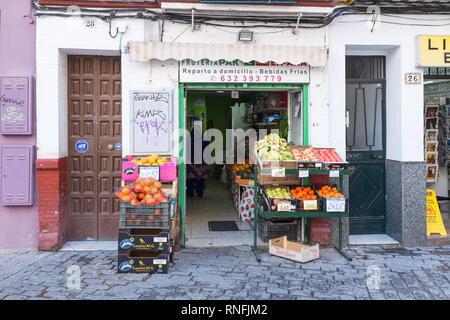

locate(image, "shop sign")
[[179, 59, 310, 83], [426, 189, 447, 236], [417, 35, 450, 67]]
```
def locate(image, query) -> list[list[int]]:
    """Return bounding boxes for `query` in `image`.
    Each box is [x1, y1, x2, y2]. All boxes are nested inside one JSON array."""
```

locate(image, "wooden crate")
[[257, 171, 301, 185], [254, 146, 298, 170], [269, 236, 319, 263]]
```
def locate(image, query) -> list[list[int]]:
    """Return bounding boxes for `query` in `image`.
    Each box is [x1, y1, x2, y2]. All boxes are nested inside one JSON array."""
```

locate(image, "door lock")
[[107, 144, 114, 151]]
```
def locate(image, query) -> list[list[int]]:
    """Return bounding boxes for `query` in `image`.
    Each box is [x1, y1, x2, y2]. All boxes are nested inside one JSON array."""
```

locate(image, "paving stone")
[[4, 295, 27, 300], [266, 287, 288, 295], [104, 279, 129, 286], [0, 245, 449, 300]]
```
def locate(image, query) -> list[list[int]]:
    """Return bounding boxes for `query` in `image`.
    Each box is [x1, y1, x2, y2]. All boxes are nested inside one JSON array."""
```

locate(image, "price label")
[[299, 170, 309, 178], [139, 166, 160, 180], [272, 167, 285, 177], [277, 201, 291, 212], [315, 163, 322, 168], [329, 170, 340, 178], [326, 198, 346, 212], [303, 200, 317, 210]]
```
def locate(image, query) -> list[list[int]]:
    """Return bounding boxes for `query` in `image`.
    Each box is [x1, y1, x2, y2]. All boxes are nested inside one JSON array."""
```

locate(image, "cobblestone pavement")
[[0, 245, 448, 300]]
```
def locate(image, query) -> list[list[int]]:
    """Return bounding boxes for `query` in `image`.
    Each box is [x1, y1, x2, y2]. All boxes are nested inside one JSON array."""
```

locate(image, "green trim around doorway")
[[302, 83, 309, 145], [179, 83, 186, 247], [178, 82, 309, 247]]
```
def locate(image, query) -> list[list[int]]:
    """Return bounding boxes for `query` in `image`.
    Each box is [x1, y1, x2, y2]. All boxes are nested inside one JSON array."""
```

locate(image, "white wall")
[[328, 14, 450, 162], [36, 15, 330, 160], [36, 17, 154, 159]]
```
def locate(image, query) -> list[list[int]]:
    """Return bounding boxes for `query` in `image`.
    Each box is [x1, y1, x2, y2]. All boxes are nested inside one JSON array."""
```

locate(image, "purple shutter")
[[0, 77, 32, 135], [0, 145, 34, 206]]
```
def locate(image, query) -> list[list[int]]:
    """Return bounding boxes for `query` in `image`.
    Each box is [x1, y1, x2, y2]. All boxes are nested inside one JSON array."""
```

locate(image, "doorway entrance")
[[67, 55, 122, 240], [346, 56, 386, 235], [179, 83, 308, 247]]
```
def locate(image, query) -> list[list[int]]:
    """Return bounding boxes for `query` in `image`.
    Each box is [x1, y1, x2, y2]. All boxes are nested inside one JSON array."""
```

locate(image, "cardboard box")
[[118, 251, 170, 273], [269, 236, 319, 263], [118, 228, 171, 253], [235, 177, 254, 187]]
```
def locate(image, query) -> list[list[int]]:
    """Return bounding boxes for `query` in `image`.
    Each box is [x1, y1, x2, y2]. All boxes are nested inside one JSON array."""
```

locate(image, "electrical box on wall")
[[0, 145, 35, 206], [0, 76, 33, 135]]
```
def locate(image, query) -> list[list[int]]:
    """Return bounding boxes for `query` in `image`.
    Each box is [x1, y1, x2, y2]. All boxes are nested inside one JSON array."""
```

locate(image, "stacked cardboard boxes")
[[117, 199, 175, 274]]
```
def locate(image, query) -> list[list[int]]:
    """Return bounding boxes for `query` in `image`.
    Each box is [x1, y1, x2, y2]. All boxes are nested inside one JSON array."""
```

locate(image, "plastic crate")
[[288, 186, 321, 212], [261, 188, 296, 212], [120, 200, 173, 229], [257, 217, 301, 243], [296, 198, 321, 212]]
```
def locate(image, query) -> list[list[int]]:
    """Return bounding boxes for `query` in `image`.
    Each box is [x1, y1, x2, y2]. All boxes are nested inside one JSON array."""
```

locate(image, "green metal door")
[[346, 56, 386, 234]]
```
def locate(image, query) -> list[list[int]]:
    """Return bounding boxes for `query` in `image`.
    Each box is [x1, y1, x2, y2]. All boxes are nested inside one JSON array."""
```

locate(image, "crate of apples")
[[290, 147, 320, 162], [313, 148, 343, 163]]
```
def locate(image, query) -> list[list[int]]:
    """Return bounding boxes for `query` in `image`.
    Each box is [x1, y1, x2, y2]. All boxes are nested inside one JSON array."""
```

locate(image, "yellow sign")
[[426, 189, 447, 236], [303, 200, 318, 211], [277, 201, 291, 212], [418, 35, 450, 67]]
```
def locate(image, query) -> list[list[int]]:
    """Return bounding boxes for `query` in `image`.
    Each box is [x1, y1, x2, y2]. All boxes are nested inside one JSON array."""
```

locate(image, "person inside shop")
[[186, 123, 212, 198]]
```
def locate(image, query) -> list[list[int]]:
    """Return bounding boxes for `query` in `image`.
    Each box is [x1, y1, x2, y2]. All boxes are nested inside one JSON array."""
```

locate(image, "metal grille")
[[346, 56, 386, 80]]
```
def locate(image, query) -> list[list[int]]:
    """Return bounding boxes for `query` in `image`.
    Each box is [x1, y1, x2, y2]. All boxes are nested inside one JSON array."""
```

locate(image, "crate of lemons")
[[131, 154, 169, 166]]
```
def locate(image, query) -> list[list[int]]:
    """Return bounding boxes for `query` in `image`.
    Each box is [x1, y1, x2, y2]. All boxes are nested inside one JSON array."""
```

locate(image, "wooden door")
[[68, 55, 122, 240]]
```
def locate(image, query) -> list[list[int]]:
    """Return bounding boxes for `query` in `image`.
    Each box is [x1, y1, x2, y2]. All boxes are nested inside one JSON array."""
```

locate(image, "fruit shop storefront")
[[35, 11, 342, 252], [127, 41, 350, 250]]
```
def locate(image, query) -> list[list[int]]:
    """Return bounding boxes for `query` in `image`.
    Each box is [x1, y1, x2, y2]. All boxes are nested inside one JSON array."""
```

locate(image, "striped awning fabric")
[[128, 41, 327, 67]]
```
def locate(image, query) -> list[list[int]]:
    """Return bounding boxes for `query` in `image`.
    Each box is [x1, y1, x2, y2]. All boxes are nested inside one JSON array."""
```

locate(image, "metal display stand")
[[252, 167, 352, 262]]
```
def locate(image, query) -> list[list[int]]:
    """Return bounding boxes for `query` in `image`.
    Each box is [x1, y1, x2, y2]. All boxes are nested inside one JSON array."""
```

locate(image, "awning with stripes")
[[128, 41, 327, 67]]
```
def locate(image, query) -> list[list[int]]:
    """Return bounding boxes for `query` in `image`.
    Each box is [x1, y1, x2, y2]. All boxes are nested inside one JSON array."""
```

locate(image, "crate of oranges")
[[290, 186, 320, 212], [316, 185, 348, 213]]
